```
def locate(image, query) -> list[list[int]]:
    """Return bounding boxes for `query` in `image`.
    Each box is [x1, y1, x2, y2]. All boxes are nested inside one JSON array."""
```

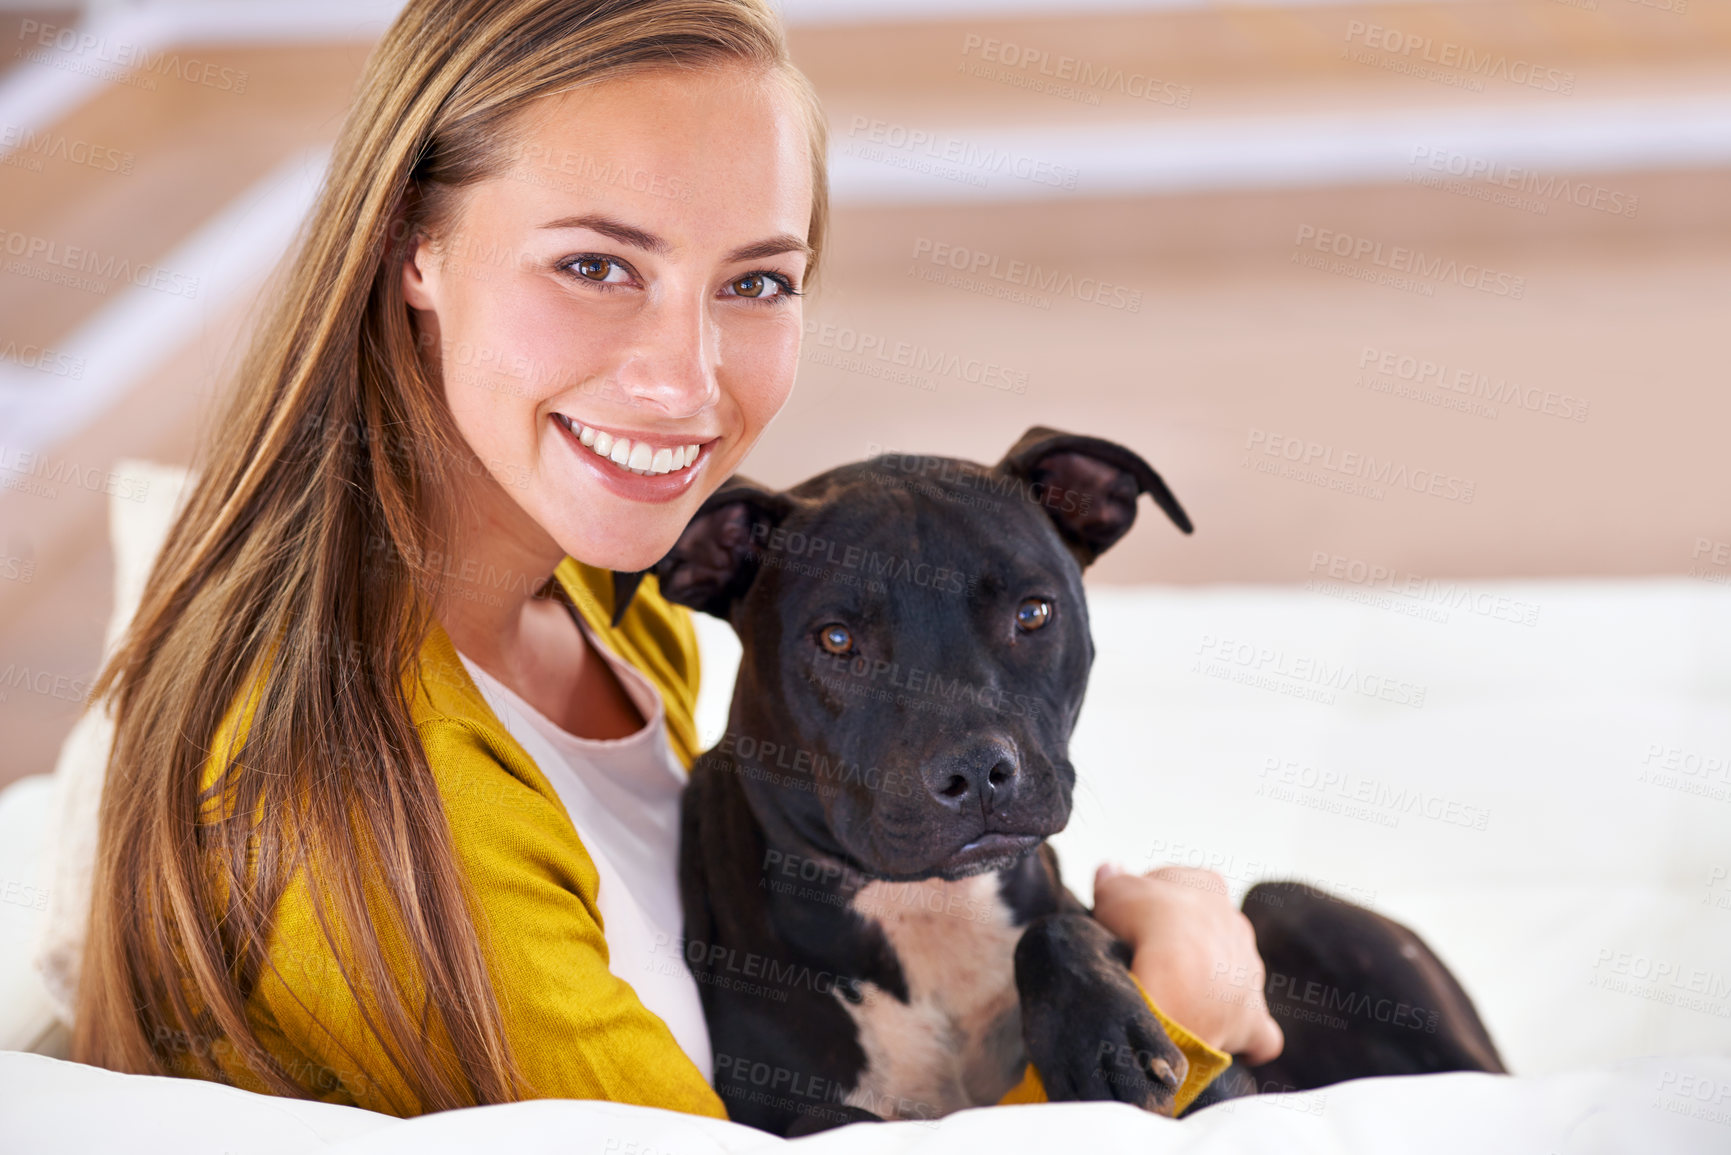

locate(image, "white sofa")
[[3, 461, 1728, 1152]]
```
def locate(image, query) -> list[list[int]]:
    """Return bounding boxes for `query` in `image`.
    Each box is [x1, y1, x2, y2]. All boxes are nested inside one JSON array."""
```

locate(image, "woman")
[[72, 0, 1279, 1120]]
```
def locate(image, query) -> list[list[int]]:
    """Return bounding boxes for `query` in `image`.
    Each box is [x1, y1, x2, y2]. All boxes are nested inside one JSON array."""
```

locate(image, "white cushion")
[[2, 1049, 1728, 1154], [1053, 579, 1731, 1076], [0, 1051, 393, 1153], [0, 777, 59, 1054]]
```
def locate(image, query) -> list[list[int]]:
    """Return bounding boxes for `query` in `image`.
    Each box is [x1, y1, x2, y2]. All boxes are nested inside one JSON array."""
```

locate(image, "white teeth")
[[558, 415, 705, 477]]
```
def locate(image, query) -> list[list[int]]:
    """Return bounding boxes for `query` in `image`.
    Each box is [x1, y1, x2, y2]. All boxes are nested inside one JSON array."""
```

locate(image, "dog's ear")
[[995, 425, 1192, 568], [613, 477, 793, 624]]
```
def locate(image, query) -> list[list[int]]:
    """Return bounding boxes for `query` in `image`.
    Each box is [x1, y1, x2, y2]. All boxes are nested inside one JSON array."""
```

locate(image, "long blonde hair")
[[73, 0, 828, 1115]]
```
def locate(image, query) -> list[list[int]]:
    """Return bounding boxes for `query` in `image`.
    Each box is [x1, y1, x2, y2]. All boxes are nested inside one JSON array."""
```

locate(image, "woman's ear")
[[387, 190, 440, 311], [401, 229, 439, 311]]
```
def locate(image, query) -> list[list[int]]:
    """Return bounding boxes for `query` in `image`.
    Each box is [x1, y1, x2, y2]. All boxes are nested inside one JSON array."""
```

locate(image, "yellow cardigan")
[[191, 559, 1228, 1118]]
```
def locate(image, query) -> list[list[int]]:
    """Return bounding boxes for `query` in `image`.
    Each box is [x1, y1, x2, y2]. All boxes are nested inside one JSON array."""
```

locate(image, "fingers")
[[1242, 1010, 1285, 1066], [1096, 863, 1229, 895], [1091, 860, 1285, 1064], [1146, 866, 1228, 896], [1223, 910, 1281, 1062], [1094, 864, 1230, 913], [1091, 862, 1127, 910]]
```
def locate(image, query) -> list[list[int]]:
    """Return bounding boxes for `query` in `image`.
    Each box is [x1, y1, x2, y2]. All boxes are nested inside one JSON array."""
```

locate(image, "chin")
[[582, 538, 679, 574], [866, 834, 1045, 883], [555, 511, 686, 574], [931, 843, 1042, 881]]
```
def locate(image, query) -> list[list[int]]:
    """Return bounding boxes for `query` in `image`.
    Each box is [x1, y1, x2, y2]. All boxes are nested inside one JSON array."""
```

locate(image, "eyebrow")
[[538, 213, 811, 265], [725, 234, 813, 265]]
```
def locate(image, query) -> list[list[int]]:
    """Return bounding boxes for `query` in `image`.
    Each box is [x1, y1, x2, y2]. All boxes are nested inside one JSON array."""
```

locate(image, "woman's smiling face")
[[403, 65, 814, 574]]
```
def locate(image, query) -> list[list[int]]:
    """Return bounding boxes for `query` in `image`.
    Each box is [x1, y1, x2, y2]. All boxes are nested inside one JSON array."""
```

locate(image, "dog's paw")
[[1026, 988, 1188, 1114], [1014, 914, 1188, 1115]]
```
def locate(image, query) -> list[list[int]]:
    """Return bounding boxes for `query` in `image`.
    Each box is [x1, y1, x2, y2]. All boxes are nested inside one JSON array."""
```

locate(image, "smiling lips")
[[553, 412, 707, 476]]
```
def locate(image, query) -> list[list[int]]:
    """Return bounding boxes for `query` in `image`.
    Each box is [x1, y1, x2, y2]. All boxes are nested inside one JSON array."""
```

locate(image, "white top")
[[454, 607, 712, 1082]]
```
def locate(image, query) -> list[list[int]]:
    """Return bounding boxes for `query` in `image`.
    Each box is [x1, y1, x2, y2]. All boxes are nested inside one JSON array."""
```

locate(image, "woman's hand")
[[1091, 863, 1284, 1065]]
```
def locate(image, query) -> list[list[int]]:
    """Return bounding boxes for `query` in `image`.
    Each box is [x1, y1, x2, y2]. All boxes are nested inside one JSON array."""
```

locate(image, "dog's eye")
[[1015, 598, 1052, 632], [817, 623, 855, 655]]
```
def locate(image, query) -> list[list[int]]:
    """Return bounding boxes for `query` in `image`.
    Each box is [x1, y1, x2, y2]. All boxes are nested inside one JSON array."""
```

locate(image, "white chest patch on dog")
[[840, 874, 1029, 1121]]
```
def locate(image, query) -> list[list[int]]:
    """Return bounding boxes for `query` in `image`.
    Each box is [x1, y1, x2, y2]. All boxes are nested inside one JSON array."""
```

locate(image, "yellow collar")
[[410, 560, 702, 771]]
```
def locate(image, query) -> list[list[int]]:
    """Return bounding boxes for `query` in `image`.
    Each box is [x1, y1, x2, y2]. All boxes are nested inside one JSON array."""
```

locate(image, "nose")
[[609, 291, 719, 419], [924, 740, 1020, 817]]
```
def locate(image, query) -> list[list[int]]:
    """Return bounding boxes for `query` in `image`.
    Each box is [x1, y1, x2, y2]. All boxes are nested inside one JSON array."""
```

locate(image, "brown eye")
[[1015, 598, 1052, 632], [572, 256, 621, 282], [818, 623, 854, 655], [729, 272, 794, 300]]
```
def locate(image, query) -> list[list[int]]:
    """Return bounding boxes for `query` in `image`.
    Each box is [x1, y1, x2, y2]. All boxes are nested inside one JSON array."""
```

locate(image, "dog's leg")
[[1240, 881, 1506, 1092], [1014, 912, 1188, 1115]]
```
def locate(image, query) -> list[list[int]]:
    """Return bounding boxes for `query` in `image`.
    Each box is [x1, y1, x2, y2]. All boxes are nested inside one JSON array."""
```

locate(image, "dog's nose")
[[924, 742, 1019, 816]]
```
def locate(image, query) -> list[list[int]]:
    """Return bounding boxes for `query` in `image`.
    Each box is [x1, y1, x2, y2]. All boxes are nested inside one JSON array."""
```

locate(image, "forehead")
[[771, 462, 1077, 593], [480, 65, 813, 251]]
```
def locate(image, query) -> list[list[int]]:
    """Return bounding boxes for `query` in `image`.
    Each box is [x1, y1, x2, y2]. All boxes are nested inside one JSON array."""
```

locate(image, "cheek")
[[720, 312, 802, 427], [438, 276, 535, 429], [439, 272, 616, 443], [443, 259, 592, 386], [493, 274, 652, 386]]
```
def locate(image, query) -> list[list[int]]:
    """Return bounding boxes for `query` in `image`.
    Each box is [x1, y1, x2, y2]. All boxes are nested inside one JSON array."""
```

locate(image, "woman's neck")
[[434, 478, 643, 738], [435, 483, 567, 670]]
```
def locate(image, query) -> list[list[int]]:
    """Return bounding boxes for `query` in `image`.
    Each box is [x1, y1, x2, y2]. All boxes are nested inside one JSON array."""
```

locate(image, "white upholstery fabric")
[[3, 1049, 1729, 1153]]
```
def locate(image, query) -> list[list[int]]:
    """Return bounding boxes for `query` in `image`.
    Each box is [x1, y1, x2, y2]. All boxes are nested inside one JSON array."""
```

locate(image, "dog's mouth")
[[933, 831, 1044, 876], [958, 832, 1042, 855]]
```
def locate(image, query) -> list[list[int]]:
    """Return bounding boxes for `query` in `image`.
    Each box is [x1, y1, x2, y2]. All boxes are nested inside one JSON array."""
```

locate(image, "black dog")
[[621, 427, 1503, 1135]]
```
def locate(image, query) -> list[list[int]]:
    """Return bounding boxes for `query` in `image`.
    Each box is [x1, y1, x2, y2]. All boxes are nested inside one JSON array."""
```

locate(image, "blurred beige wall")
[[0, 0, 1727, 788]]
